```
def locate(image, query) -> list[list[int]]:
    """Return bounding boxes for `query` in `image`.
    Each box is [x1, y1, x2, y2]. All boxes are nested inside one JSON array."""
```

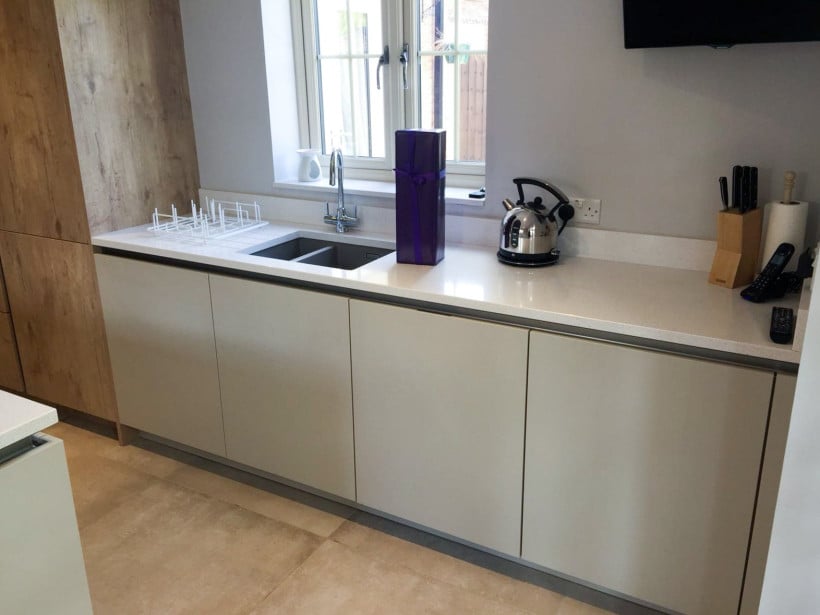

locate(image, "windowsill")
[[272, 178, 485, 208]]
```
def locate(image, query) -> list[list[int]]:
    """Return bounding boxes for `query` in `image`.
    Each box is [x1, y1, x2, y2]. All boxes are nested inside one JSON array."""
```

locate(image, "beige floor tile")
[[165, 463, 349, 537], [555, 598, 615, 615], [99, 440, 187, 479], [331, 521, 565, 614], [81, 480, 322, 615], [46, 422, 185, 479], [65, 454, 160, 529], [45, 422, 117, 459], [251, 539, 536, 615], [52, 422, 618, 615]]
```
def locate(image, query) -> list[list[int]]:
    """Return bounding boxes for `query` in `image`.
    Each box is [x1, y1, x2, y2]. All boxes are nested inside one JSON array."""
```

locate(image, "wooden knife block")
[[708, 208, 763, 288]]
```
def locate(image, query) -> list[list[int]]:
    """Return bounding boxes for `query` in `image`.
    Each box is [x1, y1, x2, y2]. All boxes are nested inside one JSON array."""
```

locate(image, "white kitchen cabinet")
[[95, 255, 225, 455], [522, 330, 773, 615], [209, 275, 355, 500], [349, 299, 528, 556], [1, 436, 92, 615]]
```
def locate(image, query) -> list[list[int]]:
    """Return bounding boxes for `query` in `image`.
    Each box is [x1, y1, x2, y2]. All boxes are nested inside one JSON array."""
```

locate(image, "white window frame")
[[290, 0, 486, 186]]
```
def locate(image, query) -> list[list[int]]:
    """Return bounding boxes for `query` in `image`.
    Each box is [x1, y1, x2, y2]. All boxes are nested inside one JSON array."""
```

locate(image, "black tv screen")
[[624, 1, 820, 49]]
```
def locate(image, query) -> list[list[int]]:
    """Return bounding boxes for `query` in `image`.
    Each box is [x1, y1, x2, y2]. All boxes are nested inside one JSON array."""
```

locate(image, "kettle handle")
[[513, 177, 570, 207]]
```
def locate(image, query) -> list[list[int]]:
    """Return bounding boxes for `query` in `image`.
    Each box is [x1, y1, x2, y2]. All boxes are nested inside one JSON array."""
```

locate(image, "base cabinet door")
[[210, 275, 355, 500], [522, 330, 773, 615], [95, 255, 224, 455], [350, 299, 528, 556]]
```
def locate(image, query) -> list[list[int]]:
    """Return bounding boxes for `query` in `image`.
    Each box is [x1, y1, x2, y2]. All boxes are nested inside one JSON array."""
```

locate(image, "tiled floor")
[[46, 421, 638, 615]]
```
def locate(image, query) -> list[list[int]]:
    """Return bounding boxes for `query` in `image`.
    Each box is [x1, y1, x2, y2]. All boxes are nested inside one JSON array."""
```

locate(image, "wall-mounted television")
[[623, 1, 820, 49]]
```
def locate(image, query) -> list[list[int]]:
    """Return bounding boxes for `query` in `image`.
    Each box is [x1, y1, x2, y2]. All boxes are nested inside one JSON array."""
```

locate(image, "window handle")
[[376, 46, 389, 90], [399, 43, 409, 90]]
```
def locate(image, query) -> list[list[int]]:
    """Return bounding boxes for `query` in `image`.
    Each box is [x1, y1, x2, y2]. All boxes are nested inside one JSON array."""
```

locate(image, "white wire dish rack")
[[149, 198, 268, 242]]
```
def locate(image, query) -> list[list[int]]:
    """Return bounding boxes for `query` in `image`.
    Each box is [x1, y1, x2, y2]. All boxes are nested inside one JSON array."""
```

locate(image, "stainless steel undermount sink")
[[247, 233, 395, 271]]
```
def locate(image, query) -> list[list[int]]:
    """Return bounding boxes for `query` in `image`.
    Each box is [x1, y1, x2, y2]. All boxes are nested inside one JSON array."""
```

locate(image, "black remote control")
[[770, 306, 795, 345]]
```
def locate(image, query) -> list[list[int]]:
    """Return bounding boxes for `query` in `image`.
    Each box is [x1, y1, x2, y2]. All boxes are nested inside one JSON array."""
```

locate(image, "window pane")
[[315, 0, 349, 55], [418, 52, 486, 162], [314, 0, 385, 159], [315, 1, 383, 57], [350, 0, 382, 55], [419, 0, 488, 53], [319, 58, 385, 157], [418, 0, 488, 163]]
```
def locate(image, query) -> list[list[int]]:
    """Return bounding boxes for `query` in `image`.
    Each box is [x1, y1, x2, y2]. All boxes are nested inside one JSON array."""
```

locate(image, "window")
[[293, 0, 489, 182]]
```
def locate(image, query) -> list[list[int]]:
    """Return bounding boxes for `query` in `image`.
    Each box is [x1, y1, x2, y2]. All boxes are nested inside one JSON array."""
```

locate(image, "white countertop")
[[93, 222, 804, 366], [0, 391, 58, 449]]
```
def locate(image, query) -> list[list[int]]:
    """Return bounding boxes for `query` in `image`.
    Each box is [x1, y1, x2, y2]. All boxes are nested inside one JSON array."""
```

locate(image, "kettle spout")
[[502, 198, 516, 212]]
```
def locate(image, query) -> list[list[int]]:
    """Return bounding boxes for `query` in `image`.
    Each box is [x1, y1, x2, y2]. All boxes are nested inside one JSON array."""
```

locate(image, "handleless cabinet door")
[[523, 330, 773, 615], [95, 255, 224, 455], [0, 313, 24, 392], [350, 300, 528, 556], [0, 233, 116, 418], [210, 275, 355, 500], [0, 0, 90, 243]]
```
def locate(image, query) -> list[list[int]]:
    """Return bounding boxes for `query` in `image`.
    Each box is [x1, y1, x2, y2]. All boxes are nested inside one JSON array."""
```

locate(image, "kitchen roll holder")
[[761, 172, 809, 267]]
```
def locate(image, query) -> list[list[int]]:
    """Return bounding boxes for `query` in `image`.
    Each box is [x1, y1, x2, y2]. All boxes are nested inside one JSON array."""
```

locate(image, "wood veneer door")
[[0, 232, 116, 419], [0, 0, 90, 243], [0, 313, 24, 393]]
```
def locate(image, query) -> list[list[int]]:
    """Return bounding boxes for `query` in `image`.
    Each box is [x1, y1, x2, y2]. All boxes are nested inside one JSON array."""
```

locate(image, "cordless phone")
[[740, 243, 795, 303]]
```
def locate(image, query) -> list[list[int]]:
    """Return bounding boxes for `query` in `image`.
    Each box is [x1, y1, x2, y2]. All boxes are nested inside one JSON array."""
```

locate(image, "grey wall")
[[179, 0, 275, 194], [179, 0, 820, 241], [486, 0, 820, 239]]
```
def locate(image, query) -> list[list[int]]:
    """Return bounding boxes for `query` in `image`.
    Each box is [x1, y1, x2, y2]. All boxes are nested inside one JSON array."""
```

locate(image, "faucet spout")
[[326, 148, 356, 233]]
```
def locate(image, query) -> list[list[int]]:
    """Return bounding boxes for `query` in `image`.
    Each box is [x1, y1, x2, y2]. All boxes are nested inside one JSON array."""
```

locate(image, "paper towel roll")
[[761, 200, 809, 266]]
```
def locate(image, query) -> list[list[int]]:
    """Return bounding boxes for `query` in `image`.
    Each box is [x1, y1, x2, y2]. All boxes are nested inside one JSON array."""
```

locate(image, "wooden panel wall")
[[0, 232, 118, 420], [55, 0, 200, 235], [0, 0, 90, 243]]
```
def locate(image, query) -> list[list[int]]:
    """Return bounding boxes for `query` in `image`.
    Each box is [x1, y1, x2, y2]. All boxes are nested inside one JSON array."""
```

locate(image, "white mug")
[[297, 149, 322, 182]]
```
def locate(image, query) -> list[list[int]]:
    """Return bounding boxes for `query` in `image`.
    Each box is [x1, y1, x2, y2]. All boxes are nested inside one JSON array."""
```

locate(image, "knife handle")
[[750, 167, 758, 210], [741, 166, 751, 213], [719, 176, 728, 209], [732, 166, 742, 209]]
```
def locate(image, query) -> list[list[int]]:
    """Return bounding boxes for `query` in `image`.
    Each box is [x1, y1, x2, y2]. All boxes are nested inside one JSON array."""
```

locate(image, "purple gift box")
[[394, 129, 446, 265]]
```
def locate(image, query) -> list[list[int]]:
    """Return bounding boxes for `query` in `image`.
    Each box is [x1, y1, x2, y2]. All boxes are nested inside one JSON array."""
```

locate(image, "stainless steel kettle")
[[497, 177, 574, 267]]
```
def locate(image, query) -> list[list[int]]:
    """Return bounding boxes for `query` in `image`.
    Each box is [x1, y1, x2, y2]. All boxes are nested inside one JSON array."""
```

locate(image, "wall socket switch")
[[570, 198, 601, 225]]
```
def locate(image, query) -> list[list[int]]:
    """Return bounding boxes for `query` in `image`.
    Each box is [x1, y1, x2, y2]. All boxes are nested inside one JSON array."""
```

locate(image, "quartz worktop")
[[0, 391, 58, 449], [93, 222, 804, 367]]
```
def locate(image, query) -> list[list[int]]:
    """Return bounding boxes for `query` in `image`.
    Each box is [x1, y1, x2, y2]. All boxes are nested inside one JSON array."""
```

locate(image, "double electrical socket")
[[570, 198, 601, 225]]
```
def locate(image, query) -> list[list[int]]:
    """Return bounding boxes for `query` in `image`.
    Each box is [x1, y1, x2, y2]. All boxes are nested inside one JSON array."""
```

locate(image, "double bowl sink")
[[246, 232, 395, 271]]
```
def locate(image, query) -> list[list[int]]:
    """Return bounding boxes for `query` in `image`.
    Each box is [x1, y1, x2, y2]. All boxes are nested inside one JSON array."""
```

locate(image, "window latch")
[[376, 46, 389, 90], [399, 43, 409, 90]]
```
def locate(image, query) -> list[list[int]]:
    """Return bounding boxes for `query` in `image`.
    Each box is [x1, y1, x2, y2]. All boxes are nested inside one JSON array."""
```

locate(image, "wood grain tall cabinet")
[[0, 0, 199, 421]]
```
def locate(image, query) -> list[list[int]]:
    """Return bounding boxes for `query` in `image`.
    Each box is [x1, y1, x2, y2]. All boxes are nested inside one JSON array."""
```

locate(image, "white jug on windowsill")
[[297, 149, 322, 182]]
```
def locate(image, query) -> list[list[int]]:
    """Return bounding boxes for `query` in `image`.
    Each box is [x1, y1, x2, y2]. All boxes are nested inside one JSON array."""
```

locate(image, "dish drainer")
[[150, 198, 267, 242]]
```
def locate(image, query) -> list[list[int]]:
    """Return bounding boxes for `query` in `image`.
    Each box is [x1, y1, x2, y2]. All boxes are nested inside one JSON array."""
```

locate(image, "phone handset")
[[740, 243, 795, 303]]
